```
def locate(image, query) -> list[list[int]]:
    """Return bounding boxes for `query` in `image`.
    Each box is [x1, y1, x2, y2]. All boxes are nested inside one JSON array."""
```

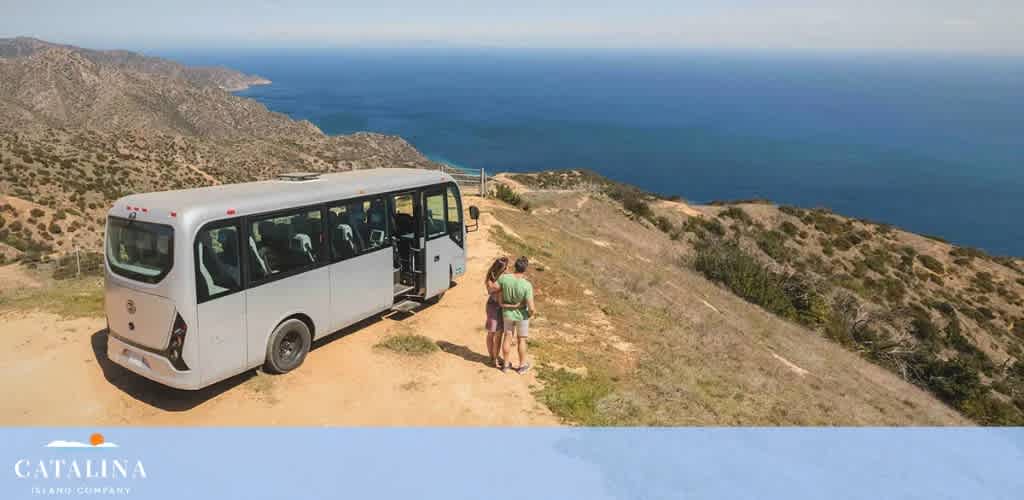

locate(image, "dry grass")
[[0, 272, 103, 318], [488, 192, 967, 426], [375, 334, 439, 356]]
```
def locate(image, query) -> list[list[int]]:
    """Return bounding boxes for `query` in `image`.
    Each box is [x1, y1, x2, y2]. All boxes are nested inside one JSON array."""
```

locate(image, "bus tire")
[[264, 318, 311, 374]]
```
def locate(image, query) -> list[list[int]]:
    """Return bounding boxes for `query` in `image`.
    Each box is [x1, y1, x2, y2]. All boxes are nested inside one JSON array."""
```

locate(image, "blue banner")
[[2, 428, 1022, 499]]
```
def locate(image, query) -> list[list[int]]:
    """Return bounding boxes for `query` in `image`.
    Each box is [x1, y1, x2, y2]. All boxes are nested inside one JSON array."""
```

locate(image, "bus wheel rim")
[[279, 330, 302, 362]]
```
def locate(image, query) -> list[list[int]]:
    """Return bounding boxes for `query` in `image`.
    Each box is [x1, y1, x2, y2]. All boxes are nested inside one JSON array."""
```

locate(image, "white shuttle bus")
[[103, 168, 468, 390]]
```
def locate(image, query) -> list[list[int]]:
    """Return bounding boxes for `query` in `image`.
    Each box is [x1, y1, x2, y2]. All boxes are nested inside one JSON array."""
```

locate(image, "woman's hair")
[[486, 257, 509, 283]]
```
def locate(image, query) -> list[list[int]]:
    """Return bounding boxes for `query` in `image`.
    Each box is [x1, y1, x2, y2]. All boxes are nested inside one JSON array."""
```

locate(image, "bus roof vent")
[[276, 172, 321, 182]]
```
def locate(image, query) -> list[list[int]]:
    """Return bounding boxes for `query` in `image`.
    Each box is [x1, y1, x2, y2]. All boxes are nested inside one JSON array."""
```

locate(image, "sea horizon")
[[165, 48, 1024, 256]]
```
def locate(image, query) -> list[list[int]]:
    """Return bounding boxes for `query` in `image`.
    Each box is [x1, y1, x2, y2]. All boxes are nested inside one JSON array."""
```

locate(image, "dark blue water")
[[164, 49, 1024, 256]]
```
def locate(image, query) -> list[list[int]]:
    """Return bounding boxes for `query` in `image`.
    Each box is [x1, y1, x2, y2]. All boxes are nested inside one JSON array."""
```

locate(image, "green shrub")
[[30, 208, 44, 218], [917, 254, 944, 274], [654, 216, 674, 233], [0, 215, 5, 229], [862, 249, 891, 275], [821, 241, 834, 257], [536, 366, 613, 425], [972, 272, 996, 293], [909, 309, 942, 348], [952, 257, 971, 267], [878, 277, 906, 303], [959, 393, 1024, 425], [719, 207, 752, 225], [779, 205, 804, 218], [755, 230, 791, 263], [493, 183, 526, 210], [993, 256, 1021, 273], [925, 358, 983, 406], [779, 220, 799, 237], [48, 223, 62, 234], [682, 216, 725, 239], [693, 239, 797, 321], [622, 198, 653, 219], [804, 209, 848, 235], [950, 246, 987, 260]]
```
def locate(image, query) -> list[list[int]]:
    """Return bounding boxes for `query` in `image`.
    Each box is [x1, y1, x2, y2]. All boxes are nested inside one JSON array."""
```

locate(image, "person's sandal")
[[516, 363, 531, 374]]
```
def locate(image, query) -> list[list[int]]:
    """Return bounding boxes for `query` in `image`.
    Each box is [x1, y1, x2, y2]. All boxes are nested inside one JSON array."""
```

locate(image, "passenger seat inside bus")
[[333, 223, 357, 260], [197, 235, 238, 299], [256, 221, 283, 274]]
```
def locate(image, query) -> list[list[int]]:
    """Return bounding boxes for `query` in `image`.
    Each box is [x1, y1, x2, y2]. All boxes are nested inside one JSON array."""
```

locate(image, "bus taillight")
[[168, 313, 190, 371]]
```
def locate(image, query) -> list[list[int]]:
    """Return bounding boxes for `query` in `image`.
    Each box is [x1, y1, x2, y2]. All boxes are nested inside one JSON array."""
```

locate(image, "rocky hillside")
[[500, 170, 1024, 425], [0, 37, 270, 91], [0, 39, 435, 260]]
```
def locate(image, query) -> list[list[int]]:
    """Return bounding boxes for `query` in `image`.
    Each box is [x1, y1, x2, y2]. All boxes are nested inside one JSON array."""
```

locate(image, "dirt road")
[[0, 200, 559, 426]]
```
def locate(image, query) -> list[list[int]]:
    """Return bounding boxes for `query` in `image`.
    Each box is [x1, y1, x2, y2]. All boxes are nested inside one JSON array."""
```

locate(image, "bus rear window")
[[106, 217, 174, 284]]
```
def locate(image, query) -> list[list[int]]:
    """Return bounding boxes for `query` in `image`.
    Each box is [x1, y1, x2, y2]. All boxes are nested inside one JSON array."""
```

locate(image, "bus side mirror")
[[467, 206, 480, 232]]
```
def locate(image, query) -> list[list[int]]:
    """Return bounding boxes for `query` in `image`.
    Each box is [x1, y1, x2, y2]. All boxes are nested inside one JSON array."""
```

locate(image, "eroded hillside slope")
[[496, 170, 1024, 425]]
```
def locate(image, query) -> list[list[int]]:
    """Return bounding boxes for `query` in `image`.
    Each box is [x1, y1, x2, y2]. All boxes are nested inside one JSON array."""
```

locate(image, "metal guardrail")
[[435, 164, 491, 197]]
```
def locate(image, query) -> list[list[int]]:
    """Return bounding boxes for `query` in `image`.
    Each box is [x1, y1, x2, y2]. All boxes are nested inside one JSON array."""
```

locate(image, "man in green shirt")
[[498, 256, 536, 373]]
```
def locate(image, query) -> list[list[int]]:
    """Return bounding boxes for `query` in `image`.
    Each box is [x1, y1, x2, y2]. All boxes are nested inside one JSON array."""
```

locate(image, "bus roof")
[[111, 168, 456, 226]]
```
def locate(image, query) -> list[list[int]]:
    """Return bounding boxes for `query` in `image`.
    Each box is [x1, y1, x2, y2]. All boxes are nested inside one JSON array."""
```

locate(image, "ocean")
[[164, 49, 1024, 256]]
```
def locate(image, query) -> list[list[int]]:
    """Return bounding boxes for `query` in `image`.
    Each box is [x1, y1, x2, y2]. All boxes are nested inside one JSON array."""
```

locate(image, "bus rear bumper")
[[106, 334, 201, 390]]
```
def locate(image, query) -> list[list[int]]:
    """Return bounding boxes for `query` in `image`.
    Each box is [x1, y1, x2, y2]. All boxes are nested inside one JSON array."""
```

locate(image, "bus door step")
[[393, 283, 416, 296], [391, 300, 422, 314]]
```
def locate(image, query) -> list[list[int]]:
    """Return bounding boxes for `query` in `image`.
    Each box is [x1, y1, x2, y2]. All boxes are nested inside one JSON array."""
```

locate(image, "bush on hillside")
[[917, 254, 944, 274], [682, 216, 725, 240], [719, 206, 752, 225], [493, 183, 528, 211], [951, 246, 987, 260], [779, 220, 799, 237], [622, 197, 654, 220], [779, 205, 804, 218], [654, 215, 674, 234], [692, 239, 828, 327], [755, 230, 791, 263], [693, 239, 797, 320]]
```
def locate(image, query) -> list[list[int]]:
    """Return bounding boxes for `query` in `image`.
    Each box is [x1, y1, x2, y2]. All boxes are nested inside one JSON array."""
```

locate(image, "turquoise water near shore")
[[166, 49, 1024, 255]]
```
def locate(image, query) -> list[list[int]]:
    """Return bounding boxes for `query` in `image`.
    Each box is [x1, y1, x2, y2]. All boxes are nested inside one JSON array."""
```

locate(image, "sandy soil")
[[0, 200, 559, 426]]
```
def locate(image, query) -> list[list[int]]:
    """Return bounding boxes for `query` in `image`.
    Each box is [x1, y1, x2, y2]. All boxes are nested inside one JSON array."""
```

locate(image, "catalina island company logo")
[[13, 433, 146, 497]]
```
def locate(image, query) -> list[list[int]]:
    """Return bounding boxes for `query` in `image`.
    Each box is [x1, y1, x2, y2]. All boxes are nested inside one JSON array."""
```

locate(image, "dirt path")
[[0, 200, 559, 426]]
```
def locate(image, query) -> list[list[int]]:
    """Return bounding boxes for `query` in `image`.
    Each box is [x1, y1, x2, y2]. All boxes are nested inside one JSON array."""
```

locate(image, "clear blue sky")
[[2, 0, 1021, 53]]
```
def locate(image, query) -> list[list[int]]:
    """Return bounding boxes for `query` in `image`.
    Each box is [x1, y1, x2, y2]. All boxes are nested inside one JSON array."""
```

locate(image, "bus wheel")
[[265, 318, 311, 374]]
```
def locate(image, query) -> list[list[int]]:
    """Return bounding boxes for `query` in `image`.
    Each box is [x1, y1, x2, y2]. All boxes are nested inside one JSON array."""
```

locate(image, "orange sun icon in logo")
[[90, 433, 105, 446]]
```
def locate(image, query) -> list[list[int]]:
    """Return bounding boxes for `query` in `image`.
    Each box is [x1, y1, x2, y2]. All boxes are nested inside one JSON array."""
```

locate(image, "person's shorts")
[[485, 301, 503, 333], [504, 318, 529, 338]]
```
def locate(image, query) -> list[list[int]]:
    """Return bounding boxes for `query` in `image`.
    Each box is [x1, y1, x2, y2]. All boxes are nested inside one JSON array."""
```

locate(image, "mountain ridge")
[[0, 38, 436, 262]]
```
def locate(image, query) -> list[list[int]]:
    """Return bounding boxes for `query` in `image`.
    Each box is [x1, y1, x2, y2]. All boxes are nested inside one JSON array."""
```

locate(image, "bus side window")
[[446, 184, 463, 245], [196, 225, 241, 302], [425, 191, 446, 238], [249, 209, 323, 279]]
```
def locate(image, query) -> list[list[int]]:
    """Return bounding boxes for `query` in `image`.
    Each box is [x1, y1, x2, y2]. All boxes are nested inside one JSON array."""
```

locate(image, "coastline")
[[221, 77, 272, 92]]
